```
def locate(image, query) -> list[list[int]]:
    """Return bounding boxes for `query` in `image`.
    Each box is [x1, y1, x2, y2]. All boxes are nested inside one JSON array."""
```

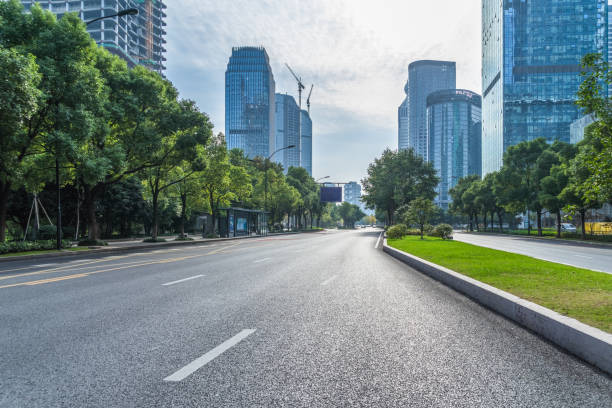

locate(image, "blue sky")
[[164, 0, 481, 183]]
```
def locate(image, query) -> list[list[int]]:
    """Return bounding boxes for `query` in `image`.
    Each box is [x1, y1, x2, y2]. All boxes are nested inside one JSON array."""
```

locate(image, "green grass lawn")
[[387, 235, 612, 333], [0, 247, 91, 258]]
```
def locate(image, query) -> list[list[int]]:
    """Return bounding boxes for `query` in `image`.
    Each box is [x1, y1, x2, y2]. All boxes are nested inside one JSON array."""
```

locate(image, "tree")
[[449, 175, 480, 231], [0, 47, 41, 242], [402, 197, 437, 239], [362, 148, 438, 225], [337, 202, 365, 229]]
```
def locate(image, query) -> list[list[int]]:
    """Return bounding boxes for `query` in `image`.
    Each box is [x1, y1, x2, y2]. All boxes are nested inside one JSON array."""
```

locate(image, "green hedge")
[[0, 240, 73, 254]]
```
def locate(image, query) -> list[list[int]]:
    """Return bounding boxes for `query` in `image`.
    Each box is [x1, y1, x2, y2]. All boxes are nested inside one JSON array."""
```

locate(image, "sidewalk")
[[0, 231, 320, 265]]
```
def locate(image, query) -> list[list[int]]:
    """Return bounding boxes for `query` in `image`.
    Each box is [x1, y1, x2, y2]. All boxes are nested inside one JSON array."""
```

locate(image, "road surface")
[[0, 229, 610, 407], [453, 232, 612, 274]]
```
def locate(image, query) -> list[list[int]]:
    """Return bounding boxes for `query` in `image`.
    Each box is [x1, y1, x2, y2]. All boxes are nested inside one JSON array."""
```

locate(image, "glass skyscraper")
[[398, 81, 410, 150], [300, 110, 313, 176], [406, 60, 456, 158], [343, 182, 362, 207], [427, 89, 482, 210], [225, 47, 276, 159], [274, 93, 301, 171], [481, 0, 608, 175], [20, 0, 167, 73]]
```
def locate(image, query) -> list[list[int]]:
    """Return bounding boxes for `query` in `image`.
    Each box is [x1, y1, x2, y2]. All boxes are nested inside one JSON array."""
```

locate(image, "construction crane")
[[285, 63, 305, 109], [306, 84, 314, 113]]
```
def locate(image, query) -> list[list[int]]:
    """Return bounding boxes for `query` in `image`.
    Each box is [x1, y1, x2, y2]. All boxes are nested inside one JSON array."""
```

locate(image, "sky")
[[164, 0, 481, 184]]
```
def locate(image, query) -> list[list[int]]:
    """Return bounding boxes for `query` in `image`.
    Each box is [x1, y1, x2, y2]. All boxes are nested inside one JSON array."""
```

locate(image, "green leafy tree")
[[402, 197, 437, 239], [337, 202, 365, 229], [449, 174, 480, 231], [362, 148, 438, 225]]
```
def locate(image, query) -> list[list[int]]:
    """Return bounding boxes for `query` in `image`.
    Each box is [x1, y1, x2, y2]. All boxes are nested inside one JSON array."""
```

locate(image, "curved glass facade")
[[407, 60, 456, 159], [427, 90, 482, 210], [482, 0, 608, 175], [398, 81, 409, 150], [225, 47, 276, 159], [300, 110, 312, 176]]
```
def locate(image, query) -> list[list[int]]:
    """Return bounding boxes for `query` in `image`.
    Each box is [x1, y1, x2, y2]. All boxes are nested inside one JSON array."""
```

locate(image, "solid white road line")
[[573, 254, 592, 259], [375, 231, 384, 249], [253, 258, 272, 263], [164, 329, 256, 382], [161, 274, 205, 286], [34, 264, 56, 268], [321, 275, 338, 286]]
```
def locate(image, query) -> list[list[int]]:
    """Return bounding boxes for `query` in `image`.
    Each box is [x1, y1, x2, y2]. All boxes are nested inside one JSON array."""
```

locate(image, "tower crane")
[[285, 63, 305, 110], [306, 84, 314, 113]]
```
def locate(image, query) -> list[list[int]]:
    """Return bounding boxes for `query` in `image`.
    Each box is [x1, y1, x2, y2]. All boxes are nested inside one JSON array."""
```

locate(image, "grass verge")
[[0, 247, 91, 258], [387, 235, 612, 333]]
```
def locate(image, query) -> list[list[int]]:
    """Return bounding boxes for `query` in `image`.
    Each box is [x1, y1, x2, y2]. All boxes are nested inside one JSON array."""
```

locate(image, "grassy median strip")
[[387, 235, 612, 333]]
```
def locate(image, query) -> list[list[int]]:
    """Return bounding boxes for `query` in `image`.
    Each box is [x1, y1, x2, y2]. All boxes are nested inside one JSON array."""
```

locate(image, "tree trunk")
[[0, 182, 10, 242], [580, 209, 586, 240], [474, 213, 479, 231], [151, 191, 159, 240], [556, 211, 561, 238], [527, 209, 531, 235], [498, 211, 503, 233], [420, 224, 424, 239], [483, 212, 488, 232], [84, 185, 100, 241], [180, 192, 187, 237], [536, 209, 542, 237]]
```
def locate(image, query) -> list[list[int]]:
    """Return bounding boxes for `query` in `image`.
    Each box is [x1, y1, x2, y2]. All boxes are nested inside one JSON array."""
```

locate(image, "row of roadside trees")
[[0, 1, 329, 245], [450, 53, 611, 239]]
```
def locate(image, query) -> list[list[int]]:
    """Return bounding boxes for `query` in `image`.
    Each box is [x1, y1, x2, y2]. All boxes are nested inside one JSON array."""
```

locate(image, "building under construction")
[[19, 0, 167, 73]]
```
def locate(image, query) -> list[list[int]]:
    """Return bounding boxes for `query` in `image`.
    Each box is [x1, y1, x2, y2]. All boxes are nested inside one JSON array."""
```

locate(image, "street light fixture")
[[316, 176, 330, 183], [86, 8, 138, 25]]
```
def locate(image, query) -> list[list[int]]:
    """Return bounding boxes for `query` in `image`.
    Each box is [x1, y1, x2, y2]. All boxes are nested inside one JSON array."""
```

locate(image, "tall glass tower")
[[427, 90, 482, 210], [407, 60, 456, 158], [300, 110, 313, 176], [481, 0, 608, 175], [274, 93, 301, 171], [225, 47, 276, 159], [20, 0, 167, 73], [398, 81, 410, 150]]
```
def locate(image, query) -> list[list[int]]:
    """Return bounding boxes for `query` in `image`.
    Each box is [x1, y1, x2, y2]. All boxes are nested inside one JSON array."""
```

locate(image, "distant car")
[[560, 223, 577, 233]]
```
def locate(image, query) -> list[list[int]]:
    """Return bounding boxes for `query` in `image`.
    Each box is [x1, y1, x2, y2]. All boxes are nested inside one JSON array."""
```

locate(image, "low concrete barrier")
[[383, 239, 612, 375]]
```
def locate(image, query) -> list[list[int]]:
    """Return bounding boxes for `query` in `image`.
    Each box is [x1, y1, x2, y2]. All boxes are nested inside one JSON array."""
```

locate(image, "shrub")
[[430, 223, 454, 240], [0, 240, 73, 254], [143, 237, 166, 243], [423, 224, 434, 234], [38, 225, 58, 240], [387, 224, 408, 239], [77, 239, 108, 247], [175, 236, 193, 241]]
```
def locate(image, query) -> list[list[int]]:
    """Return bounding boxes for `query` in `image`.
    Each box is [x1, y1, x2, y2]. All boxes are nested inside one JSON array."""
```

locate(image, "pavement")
[[0, 228, 610, 407], [453, 232, 612, 274]]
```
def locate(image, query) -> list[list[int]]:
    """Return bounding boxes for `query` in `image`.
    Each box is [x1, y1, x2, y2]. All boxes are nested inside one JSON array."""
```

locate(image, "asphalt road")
[[453, 232, 612, 274], [0, 229, 610, 407]]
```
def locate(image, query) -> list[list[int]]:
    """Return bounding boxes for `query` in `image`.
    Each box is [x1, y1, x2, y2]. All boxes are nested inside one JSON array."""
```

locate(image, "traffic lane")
[[454, 232, 612, 273], [142, 229, 611, 407], [0, 231, 344, 407]]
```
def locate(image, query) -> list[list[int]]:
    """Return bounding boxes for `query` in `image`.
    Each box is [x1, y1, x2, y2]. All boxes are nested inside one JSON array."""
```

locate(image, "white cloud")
[[165, 0, 481, 181]]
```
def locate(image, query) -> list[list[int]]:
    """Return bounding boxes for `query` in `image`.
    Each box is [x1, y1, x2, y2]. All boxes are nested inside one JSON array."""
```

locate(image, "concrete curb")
[[0, 231, 318, 265], [455, 231, 612, 249], [383, 239, 612, 375]]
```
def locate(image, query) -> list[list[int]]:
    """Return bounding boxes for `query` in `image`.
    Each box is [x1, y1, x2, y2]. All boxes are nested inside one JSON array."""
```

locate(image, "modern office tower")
[[225, 47, 276, 159], [20, 0, 167, 73], [274, 93, 301, 171], [570, 115, 596, 144], [300, 110, 313, 176], [481, 0, 608, 175], [406, 60, 456, 158], [343, 182, 362, 206], [398, 82, 410, 150], [427, 89, 482, 210]]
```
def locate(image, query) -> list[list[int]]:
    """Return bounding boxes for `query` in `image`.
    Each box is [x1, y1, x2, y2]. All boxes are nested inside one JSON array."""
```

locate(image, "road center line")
[[375, 231, 384, 249], [162, 274, 205, 286], [253, 258, 272, 263], [321, 275, 338, 286], [164, 329, 256, 382]]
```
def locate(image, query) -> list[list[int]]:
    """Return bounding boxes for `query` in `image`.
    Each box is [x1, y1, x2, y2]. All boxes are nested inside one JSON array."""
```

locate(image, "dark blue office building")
[[482, 0, 608, 174], [225, 47, 276, 158]]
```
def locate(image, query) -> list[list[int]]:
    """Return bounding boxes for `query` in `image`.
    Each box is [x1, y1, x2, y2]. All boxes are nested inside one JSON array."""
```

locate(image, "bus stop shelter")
[[218, 207, 269, 238]]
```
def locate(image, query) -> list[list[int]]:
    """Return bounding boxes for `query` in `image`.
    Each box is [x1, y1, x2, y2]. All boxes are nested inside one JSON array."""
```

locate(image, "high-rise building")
[[225, 47, 276, 159], [20, 0, 167, 73], [274, 93, 301, 171], [481, 0, 608, 175], [427, 89, 482, 210], [570, 114, 596, 144], [406, 60, 456, 158], [398, 82, 410, 150], [300, 110, 313, 176], [343, 182, 362, 207]]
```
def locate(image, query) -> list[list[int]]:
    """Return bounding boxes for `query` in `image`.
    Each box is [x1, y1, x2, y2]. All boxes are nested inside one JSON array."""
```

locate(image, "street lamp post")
[[53, 8, 139, 250], [315, 176, 330, 183], [264, 145, 295, 231]]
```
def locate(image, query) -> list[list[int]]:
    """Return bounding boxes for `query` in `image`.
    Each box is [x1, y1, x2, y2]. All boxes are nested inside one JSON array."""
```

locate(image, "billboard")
[[320, 186, 342, 203]]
